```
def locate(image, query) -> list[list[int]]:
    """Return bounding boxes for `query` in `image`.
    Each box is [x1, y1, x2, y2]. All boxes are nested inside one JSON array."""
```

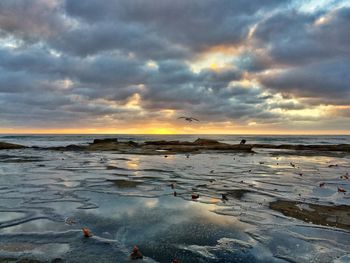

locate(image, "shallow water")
[[0, 136, 350, 262]]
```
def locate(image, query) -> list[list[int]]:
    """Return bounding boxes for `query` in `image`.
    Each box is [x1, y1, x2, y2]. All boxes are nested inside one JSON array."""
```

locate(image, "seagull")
[[178, 116, 200, 122]]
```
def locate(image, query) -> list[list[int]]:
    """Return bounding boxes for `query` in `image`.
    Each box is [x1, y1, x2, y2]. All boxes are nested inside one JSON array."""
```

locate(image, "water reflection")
[[0, 148, 349, 262]]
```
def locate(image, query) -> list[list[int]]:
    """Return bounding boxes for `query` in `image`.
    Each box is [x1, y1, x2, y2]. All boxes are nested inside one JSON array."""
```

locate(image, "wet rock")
[[270, 200, 350, 230], [328, 164, 338, 168], [44, 137, 253, 153], [64, 217, 76, 225], [107, 179, 142, 188], [225, 189, 251, 200], [130, 246, 143, 260], [49, 144, 84, 151], [251, 144, 350, 152], [65, 145, 84, 151], [145, 140, 190, 145], [82, 227, 92, 237], [338, 187, 346, 193], [0, 259, 43, 263], [92, 138, 118, 144], [191, 194, 199, 200], [51, 258, 64, 263], [17, 259, 43, 263], [193, 138, 220, 145], [128, 141, 139, 147], [0, 142, 26, 150]]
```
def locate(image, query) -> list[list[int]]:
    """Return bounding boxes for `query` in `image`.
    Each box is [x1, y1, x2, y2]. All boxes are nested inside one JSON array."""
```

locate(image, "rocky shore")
[[48, 138, 254, 154], [1, 138, 350, 154]]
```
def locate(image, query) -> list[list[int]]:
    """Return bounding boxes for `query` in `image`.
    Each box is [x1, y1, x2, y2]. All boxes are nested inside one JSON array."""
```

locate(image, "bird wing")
[[191, 118, 200, 121], [177, 117, 186, 119]]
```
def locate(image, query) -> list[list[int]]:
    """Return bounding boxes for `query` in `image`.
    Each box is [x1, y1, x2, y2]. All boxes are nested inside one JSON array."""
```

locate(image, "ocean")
[[0, 135, 349, 262]]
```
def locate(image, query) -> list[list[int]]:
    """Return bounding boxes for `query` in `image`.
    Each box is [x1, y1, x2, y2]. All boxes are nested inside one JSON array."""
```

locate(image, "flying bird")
[[178, 116, 200, 122]]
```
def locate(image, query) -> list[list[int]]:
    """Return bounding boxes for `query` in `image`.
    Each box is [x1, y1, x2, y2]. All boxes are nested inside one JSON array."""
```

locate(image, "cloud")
[[253, 7, 350, 66], [0, 0, 349, 132], [63, 0, 283, 54], [0, 0, 67, 39], [258, 58, 350, 101]]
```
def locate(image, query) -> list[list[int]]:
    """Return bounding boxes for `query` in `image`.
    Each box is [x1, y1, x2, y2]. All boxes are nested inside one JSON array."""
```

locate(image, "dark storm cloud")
[[50, 22, 190, 59], [259, 59, 350, 100], [0, 0, 349, 129], [253, 7, 350, 66], [247, 6, 350, 107], [63, 0, 283, 53], [0, 0, 66, 39]]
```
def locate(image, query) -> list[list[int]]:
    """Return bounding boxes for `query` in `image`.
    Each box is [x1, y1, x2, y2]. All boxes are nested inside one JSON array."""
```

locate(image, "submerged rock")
[[270, 200, 350, 230]]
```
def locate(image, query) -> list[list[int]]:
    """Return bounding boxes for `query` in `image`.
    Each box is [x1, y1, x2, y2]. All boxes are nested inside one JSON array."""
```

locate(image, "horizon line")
[[1, 133, 350, 136]]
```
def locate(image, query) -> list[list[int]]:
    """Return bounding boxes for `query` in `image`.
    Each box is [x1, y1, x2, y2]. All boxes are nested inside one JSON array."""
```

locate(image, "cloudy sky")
[[0, 0, 349, 134]]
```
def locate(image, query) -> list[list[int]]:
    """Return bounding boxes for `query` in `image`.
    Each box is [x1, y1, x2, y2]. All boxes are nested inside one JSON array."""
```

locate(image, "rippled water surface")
[[0, 135, 350, 262]]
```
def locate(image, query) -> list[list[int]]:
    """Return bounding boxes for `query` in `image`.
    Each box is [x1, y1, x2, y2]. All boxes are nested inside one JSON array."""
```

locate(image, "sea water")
[[0, 135, 349, 262]]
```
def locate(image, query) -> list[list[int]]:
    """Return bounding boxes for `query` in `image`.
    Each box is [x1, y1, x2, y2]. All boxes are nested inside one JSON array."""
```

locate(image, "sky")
[[0, 0, 349, 134]]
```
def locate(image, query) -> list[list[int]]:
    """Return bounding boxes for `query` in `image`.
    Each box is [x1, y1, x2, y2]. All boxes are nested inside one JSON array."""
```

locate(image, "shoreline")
[[1, 138, 350, 154]]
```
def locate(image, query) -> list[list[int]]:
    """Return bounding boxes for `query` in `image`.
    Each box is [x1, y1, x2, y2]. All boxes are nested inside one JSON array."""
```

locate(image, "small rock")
[[191, 194, 199, 200], [82, 228, 92, 238], [338, 187, 346, 193], [130, 246, 143, 260], [64, 217, 76, 225], [222, 194, 228, 201]]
